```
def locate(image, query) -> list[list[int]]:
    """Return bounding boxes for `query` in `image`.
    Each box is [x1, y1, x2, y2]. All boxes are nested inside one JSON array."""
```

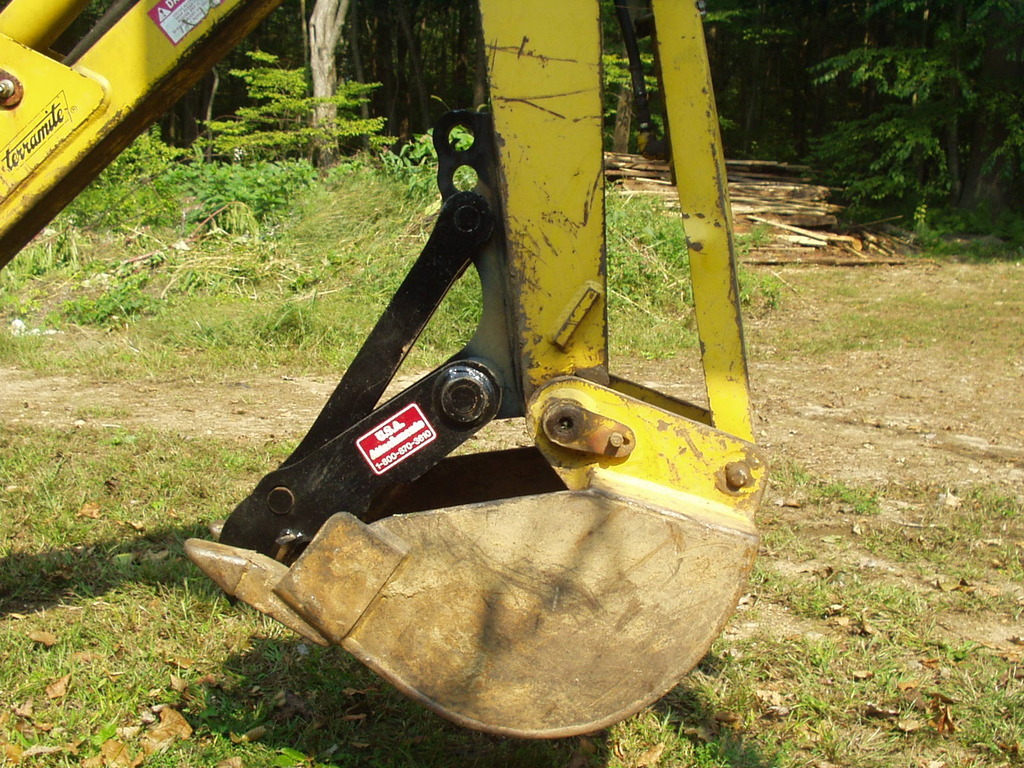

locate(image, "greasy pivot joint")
[[541, 400, 635, 458], [436, 364, 500, 427]]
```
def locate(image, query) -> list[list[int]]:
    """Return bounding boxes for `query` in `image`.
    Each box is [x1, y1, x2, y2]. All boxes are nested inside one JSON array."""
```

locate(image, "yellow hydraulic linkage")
[[0, 0, 765, 739]]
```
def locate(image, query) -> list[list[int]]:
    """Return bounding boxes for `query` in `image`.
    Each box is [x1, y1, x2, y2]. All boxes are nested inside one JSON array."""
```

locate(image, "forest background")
[[26, 0, 1024, 241]]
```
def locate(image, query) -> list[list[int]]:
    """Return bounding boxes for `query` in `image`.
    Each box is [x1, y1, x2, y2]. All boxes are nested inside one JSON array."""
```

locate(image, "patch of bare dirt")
[[1, 264, 1021, 491]]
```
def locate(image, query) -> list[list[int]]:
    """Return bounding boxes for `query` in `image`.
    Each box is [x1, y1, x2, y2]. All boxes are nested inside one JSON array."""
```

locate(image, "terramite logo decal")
[[3, 92, 71, 175], [148, 0, 223, 45], [356, 404, 437, 476]]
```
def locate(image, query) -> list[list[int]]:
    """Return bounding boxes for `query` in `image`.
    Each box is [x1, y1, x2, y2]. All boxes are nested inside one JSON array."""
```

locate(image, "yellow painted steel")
[[529, 377, 764, 521], [478, 0, 607, 394], [0, 0, 282, 264], [0, 36, 106, 199], [0, 0, 91, 53], [653, 0, 755, 442]]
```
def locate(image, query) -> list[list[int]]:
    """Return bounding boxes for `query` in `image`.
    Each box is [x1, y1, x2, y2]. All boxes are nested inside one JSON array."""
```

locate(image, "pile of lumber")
[[604, 152, 911, 266]]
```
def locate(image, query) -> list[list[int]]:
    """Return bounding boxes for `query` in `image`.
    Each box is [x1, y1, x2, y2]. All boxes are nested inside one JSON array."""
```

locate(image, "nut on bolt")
[[0, 73, 23, 108], [437, 364, 499, 427], [724, 461, 753, 491]]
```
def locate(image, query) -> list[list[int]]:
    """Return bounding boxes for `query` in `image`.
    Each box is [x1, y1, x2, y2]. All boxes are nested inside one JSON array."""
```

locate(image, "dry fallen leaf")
[[170, 675, 188, 693], [85, 739, 142, 768], [229, 725, 266, 744], [4, 743, 24, 763], [897, 717, 924, 733], [72, 651, 105, 664], [141, 706, 192, 755], [932, 704, 956, 735], [20, 744, 62, 760], [29, 630, 59, 648], [215, 758, 244, 768], [755, 689, 785, 707], [13, 700, 33, 718], [45, 674, 71, 700], [634, 742, 666, 767], [864, 703, 899, 719], [77, 502, 102, 519]]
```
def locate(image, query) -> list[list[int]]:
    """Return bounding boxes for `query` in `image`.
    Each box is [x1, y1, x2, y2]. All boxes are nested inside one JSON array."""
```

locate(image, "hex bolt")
[[0, 74, 22, 107], [453, 203, 481, 234], [608, 431, 625, 449], [267, 486, 295, 515], [438, 365, 497, 426], [724, 461, 752, 491]]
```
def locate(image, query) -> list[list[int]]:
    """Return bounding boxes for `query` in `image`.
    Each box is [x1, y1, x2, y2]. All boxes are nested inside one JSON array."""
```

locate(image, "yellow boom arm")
[[0, 0, 283, 266]]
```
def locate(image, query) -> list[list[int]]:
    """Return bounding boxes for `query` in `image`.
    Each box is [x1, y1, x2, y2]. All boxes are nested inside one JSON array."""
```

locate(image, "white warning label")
[[148, 0, 223, 45]]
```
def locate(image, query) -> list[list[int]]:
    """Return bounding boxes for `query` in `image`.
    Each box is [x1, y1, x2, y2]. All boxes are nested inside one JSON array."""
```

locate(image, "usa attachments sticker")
[[148, 0, 223, 45], [356, 404, 437, 476]]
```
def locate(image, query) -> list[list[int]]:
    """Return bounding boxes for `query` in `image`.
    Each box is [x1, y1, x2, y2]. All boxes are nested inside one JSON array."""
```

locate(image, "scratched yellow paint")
[[653, 0, 754, 442], [530, 378, 765, 521], [0, 0, 283, 262], [479, 0, 607, 394]]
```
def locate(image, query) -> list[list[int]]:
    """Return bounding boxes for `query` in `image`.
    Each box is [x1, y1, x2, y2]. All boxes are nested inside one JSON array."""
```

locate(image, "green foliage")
[[60, 272, 160, 328], [62, 129, 185, 231], [808, 0, 1024, 211], [809, 104, 951, 205], [167, 159, 318, 228], [204, 51, 388, 162], [912, 206, 1024, 259], [606, 193, 692, 311], [377, 126, 474, 201]]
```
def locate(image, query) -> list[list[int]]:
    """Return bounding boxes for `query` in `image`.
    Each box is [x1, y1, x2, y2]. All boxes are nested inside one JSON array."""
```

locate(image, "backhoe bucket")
[[189, 481, 756, 738]]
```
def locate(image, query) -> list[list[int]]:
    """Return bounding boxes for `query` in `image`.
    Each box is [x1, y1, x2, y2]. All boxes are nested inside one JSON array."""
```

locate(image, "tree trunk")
[[957, 10, 1023, 212], [349, 0, 368, 121], [309, 0, 351, 166], [473, 4, 488, 110], [394, 0, 431, 133]]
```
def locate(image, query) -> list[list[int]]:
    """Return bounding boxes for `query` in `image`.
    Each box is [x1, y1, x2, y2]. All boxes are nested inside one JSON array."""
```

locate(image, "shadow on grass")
[[1, 531, 779, 768], [0, 522, 210, 615], [199, 637, 602, 768], [203, 641, 782, 768]]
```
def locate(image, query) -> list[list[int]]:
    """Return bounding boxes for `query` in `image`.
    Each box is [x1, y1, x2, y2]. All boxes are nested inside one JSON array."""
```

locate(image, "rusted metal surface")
[[183, 539, 329, 646], [343, 490, 757, 737], [273, 513, 408, 645], [541, 399, 636, 458]]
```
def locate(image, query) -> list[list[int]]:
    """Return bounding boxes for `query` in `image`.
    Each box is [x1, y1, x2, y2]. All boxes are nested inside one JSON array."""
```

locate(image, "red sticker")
[[356, 404, 437, 476], [148, 0, 222, 45]]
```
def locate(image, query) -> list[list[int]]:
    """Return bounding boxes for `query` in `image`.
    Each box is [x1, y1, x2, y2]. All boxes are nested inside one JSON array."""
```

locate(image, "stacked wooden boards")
[[605, 152, 911, 265]]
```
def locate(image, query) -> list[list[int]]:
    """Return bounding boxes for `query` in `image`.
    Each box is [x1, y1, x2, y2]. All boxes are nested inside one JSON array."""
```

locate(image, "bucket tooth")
[[273, 512, 410, 645], [184, 539, 329, 646]]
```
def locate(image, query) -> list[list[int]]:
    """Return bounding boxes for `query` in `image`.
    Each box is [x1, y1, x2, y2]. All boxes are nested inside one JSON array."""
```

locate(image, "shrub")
[[203, 51, 388, 163]]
